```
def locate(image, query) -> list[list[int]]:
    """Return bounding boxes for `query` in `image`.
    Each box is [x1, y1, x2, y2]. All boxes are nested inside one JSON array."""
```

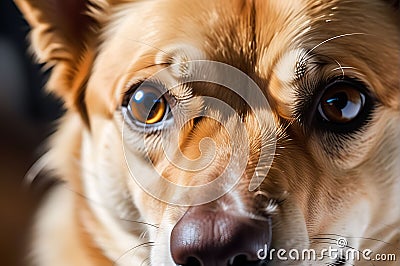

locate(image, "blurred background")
[[0, 1, 62, 265]]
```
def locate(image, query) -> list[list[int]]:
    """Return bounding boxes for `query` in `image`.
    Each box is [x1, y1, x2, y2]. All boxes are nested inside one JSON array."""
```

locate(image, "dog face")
[[17, 0, 400, 265]]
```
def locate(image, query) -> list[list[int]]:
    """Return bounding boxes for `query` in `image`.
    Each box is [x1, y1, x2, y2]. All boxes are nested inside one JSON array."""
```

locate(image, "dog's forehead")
[[92, 0, 310, 106], [147, 0, 310, 75], [88, 0, 399, 116]]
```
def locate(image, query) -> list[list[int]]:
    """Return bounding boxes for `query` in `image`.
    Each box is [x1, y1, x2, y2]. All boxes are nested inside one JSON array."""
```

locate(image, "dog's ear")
[[14, 0, 107, 110]]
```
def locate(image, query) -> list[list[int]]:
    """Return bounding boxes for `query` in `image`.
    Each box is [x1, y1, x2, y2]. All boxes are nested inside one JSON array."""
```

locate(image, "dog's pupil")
[[130, 88, 166, 124], [321, 86, 364, 123], [147, 98, 164, 119], [327, 92, 348, 109]]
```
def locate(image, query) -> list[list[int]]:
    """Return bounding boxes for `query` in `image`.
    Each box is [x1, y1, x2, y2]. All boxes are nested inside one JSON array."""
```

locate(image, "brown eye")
[[128, 85, 169, 124], [318, 81, 366, 124]]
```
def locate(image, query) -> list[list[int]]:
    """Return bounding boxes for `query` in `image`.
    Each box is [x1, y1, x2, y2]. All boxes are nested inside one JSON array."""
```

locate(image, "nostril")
[[181, 255, 265, 266], [185, 257, 202, 266], [229, 254, 249, 266], [228, 254, 266, 266]]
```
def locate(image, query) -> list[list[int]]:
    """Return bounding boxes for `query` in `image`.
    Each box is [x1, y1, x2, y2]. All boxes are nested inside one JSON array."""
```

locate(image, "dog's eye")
[[127, 84, 170, 125], [316, 79, 372, 132], [318, 83, 365, 123]]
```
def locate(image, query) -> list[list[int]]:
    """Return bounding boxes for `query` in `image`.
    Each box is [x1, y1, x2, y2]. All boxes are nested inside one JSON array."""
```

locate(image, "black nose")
[[170, 205, 271, 266]]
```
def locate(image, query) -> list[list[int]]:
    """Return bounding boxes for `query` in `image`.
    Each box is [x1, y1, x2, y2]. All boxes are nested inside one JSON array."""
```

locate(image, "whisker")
[[332, 58, 345, 78], [140, 257, 151, 266], [303, 33, 369, 59], [119, 218, 159, 229], [22, 155, 49, 186], [21, 147, 161, 238], [113, 241, 155, 266], [125, 37, 173, 59], [330, 66, 357, 73], [60, 157, 163, 230], [60, 183, 160, 229]]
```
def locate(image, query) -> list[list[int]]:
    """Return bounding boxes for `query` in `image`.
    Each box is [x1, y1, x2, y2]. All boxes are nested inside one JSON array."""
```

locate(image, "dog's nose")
[[170, 205, 271, 266]]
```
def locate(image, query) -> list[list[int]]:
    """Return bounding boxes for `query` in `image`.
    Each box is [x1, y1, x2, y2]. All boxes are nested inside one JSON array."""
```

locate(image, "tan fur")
[[16, 0, 400, 265]]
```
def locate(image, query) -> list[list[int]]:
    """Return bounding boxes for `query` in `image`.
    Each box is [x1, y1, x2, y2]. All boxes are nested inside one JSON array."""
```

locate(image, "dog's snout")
[[170, 205, 271, 266]]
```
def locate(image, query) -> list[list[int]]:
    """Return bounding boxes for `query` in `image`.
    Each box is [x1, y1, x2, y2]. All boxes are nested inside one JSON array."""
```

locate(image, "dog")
[[16, 0, 400, 265]]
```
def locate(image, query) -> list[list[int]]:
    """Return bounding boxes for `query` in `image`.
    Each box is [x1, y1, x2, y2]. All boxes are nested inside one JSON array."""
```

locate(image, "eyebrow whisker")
[[305, 33, 369, 58]]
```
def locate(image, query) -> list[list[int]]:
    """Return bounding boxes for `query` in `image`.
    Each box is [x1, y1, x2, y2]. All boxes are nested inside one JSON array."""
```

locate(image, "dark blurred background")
[[0, 1, 62, 265]]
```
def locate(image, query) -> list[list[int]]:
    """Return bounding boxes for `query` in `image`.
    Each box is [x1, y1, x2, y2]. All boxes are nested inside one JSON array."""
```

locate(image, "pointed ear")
[[14, 0, 106, 109]]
